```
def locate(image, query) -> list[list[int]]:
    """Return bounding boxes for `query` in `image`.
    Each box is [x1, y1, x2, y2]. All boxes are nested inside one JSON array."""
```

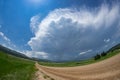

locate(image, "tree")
[[101, 52, 107, 56], [94, 54, 101, 60]]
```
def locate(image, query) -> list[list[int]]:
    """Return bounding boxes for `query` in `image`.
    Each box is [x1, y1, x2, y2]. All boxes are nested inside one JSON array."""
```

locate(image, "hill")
[[0, 51, 35, 80], [108, 43, 120, 52], [0, 43, 120, 80], [36, 51, 120, 80], [38, 43, 120, 67], [0, 45, 29, 59]]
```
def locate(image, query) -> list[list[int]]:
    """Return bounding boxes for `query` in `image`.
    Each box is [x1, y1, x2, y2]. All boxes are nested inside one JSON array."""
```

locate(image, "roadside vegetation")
[[94, 51, 107, 60], [0, 51, 36, 80], [0, 44, 120, 80], [39, 49, 120, 67]]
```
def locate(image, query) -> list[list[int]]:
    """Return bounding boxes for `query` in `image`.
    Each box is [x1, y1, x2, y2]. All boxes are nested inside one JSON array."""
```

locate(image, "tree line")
[[94, 52, 107, 60]]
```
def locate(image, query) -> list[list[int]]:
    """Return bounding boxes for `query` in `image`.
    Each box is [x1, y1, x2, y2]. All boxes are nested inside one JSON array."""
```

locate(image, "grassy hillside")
[[108, 43, 120, 52], [1, 44, 119, 80], [39, 49, 120, 67], [0, 51, 35, 80], [0, 45, 29, 59]]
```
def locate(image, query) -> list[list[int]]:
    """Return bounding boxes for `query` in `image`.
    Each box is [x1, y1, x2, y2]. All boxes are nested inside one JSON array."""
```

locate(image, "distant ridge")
[[107, 43, 120, 52], [0, 45, 29, 59], [0, 43, 120, 62], [0, 45, 51, 62]]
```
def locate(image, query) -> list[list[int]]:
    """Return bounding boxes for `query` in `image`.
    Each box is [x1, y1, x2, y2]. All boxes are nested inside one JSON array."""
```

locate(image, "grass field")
[[0, 51, 36, 80], [0, 48, 120, 80], [36, 50, 120, 80], [39, 49, 120, 67]]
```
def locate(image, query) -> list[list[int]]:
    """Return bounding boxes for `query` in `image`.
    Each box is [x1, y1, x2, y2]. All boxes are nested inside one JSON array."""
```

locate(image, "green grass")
[[0, 51, 36, 80], [1, 49, 119, 80], [39, 49, 120, 67]]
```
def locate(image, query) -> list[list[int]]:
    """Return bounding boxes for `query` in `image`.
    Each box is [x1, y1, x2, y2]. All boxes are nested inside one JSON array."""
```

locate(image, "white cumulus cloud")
[[28, 3, 120, 61], [30, 15, 41, 33], [104, 38, 110, 43], [26, 51, 48, 59], [79, 50, 92, 55], [0, 32, 10, 42], [0, 31, 17, 50]]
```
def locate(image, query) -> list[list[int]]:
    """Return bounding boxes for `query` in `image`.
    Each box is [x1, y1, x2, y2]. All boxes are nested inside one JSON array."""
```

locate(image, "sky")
[[0, 0, 120, 61]]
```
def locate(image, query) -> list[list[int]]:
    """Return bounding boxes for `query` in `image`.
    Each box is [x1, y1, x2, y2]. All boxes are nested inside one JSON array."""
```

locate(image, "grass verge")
[[0, 51, 35, 80], [38, 49, 120, 67]]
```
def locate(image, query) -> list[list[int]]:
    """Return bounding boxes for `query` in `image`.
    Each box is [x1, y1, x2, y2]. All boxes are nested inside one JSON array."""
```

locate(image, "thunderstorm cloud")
[[27, 3, 120, 61]]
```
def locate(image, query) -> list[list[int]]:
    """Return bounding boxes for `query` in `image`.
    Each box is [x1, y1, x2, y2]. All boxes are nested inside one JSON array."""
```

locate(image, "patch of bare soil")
[[35, 53, 120, 80]]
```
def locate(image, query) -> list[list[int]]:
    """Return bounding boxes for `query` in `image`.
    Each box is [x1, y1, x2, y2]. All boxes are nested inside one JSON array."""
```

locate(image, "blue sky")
[[0, 0, 102, 50], [0, 0, 120, 61]]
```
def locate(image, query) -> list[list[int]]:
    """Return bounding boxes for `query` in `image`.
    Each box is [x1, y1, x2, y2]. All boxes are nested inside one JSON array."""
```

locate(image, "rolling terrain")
[[0, 44, 120, 80], [36, 52, 120, 80], [0, 51, 36, 80]]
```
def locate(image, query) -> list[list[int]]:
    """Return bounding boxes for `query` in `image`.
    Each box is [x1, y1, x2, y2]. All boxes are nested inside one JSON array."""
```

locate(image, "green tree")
[[94, 54, 101, 60], [101, 51, 107, 56]]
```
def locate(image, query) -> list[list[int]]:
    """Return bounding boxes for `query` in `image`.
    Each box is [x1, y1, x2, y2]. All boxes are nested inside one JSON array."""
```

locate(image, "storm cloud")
[[27, 3, 120, 61]]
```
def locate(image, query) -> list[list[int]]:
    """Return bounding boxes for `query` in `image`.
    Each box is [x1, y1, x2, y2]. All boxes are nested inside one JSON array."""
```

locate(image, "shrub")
[[101, 52, 107, 56], [94, 54, 101, 60]]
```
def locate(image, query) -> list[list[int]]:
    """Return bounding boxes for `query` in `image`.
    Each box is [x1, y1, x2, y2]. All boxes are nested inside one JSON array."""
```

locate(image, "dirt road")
[[35, 53, 120, 80]]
